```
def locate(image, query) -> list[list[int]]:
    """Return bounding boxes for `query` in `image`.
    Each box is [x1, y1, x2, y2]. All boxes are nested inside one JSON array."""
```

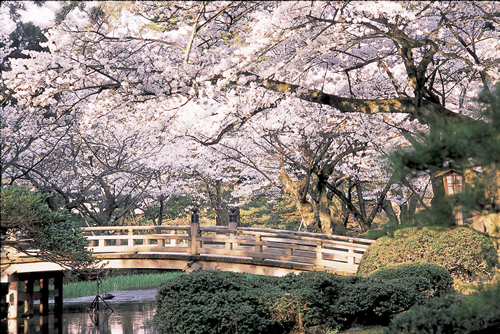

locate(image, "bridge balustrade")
[[82, 224, 374, 273]]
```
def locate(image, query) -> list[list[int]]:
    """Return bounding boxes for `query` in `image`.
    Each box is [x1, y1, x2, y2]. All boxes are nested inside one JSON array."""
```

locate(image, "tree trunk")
[[318, 185, 333, 234], [215, 180, 228, 226], [157, 194, 165, 226], [317, 175, 344, 235], [382, 200, 400, 225], [279, 167, 319, 232], [399, 195, 418, 225], [356, 183, 367, 222]]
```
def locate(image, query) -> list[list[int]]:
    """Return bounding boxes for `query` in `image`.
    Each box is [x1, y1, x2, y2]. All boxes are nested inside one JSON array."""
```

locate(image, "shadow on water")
[[1, 289, 159, 334]]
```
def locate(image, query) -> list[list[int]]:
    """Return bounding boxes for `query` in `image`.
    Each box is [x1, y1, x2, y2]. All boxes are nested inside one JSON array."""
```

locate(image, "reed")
[[64, 272, 183, 298]]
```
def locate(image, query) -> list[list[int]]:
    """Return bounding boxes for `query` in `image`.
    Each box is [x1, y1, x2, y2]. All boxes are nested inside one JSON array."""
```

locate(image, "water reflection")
[[1, 289, 159, 334]]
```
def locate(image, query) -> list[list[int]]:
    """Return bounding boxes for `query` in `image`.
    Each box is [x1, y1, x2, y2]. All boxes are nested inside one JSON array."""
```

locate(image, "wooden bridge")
[[2, 221, 374, 319]]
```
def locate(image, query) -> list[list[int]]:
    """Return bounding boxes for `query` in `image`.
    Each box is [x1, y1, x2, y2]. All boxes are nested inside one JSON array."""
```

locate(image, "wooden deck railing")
[[82, 224, 375, 273]]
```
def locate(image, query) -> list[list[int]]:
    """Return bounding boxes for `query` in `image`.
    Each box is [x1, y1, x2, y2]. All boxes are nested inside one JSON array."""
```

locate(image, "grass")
[[337, 326, 386, 334], [239, 195, 301, 230], [63, 272, 184, 298]]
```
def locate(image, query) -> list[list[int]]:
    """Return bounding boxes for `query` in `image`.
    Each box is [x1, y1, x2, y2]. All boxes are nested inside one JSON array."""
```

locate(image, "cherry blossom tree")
[[2, 1, 499, 232]]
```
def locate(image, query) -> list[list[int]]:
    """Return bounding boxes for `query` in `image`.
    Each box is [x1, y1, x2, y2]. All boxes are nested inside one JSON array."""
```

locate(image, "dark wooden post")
[[228, 207, 238, 229], [54, 272, 64, 315], [190, 207, 199, 255], [227, 207, 238, 250], [39, 277, 49, 315], [24, 276, 34, 316]]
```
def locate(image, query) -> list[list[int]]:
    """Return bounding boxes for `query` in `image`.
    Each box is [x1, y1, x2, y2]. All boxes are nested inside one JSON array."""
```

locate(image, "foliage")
[[393, 85, 500, 228], [154, 270, 444, 334], [0, 185, 97, 270], [357, 226, 498, 282], [268, 272, 421, 331], [384, 282, 500, 334], [366, 262, 453, 299], [154, 270, 281, 334]]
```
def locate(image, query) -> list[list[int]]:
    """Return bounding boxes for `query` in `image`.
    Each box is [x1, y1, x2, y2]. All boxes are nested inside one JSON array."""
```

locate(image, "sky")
[[20, 1, 59, 28], [1, 1, 60, 35]]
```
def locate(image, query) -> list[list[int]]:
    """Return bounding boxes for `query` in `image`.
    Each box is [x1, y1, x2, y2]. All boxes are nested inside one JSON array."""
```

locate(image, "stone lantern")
[[435, 169, 464, 225]]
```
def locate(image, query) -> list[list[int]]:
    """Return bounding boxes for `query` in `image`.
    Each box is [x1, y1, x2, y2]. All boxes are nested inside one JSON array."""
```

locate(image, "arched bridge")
[[1, 223, 374, 319], [4, 223, 375, 277]]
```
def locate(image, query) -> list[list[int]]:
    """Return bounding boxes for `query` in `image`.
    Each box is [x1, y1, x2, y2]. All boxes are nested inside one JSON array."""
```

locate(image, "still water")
[[2, 289, 159, 334]]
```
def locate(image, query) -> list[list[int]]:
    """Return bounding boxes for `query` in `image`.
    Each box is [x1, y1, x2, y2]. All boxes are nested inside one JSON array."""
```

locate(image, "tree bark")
[[279, 167, 319, 232], [382, 200, 400, 225]]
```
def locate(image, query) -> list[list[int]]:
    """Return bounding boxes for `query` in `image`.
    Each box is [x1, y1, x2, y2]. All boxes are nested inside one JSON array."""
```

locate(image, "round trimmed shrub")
[[366, 262, 453, 298], [357, 226, 498, 282], [154, 270, 281, 334]]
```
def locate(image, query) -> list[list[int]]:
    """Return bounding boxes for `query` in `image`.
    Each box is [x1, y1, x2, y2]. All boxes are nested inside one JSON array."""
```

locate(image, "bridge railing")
[[82, 223, 375, 273]]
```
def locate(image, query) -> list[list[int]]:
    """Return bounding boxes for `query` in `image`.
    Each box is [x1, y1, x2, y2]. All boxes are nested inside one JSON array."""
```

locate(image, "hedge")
[[153, 270, 281, 334], [366, 262, 453, 299], [384, 282, 500, 334], [357, 226, 498, 282], [154, 270, 441, 334]]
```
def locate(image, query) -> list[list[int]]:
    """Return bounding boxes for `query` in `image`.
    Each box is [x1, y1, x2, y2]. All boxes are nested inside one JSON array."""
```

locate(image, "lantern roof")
[[433, 168, 463, 178]]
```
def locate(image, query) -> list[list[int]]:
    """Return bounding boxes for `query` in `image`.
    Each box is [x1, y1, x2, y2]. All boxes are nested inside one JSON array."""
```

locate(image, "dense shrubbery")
[[357, 226, 498, 282], [268, 271, 426, 332], [154, 270, 448, 334], [154, 271, 280, 334], [384, 282, 500, 334], [366, 262, 453, 299]]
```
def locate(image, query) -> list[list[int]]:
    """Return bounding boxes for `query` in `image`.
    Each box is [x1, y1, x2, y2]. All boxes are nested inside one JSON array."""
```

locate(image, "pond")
[[1, 289, 159, 334]]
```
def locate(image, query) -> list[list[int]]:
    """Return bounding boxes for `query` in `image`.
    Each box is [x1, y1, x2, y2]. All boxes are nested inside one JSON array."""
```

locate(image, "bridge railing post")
[[227, 207, 239, 250], [347, 238, 355, 265], [170, 230, 176, 246], [128, 228, 135, 247], [316, 241, 323, 261], [190, 207, 200, 255], [255, 234, 262, 253], [228, 206, 238, 230]]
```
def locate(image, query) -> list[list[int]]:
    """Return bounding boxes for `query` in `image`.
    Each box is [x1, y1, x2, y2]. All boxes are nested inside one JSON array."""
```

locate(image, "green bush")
[[154, 270, 437, 334], [384, 282, 500, 334], [154, 270, 282, 334], [357, 226, 498, 282], [366, 262, 453, 299], [267, 271, 422, 330]]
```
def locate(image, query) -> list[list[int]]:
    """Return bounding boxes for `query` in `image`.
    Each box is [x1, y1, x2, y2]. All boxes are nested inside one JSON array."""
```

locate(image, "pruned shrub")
[[366, 262, 453, 299], [357, 226, 498, 282], [384, 282, 500, 334], [154, 270, 281, 334], [154, 270, 436, 334], [267, 271, 421, 330]]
